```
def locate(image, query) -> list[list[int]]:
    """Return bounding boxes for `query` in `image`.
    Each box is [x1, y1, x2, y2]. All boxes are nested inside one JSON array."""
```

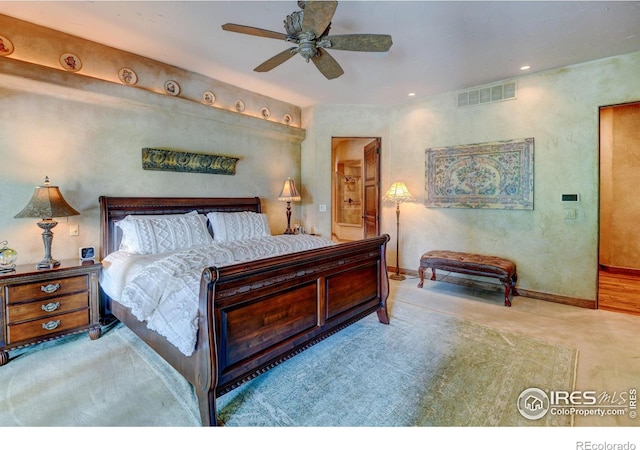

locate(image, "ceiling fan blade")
[[221, 23, 288, 41], [254, 48, 297, 72], [301, 1, 338, 36], [325, 34, 393, 52], [311, 48, 344, 80]]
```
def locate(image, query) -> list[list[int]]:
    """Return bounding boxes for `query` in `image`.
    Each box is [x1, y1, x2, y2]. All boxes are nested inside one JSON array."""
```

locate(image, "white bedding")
[[100, 234, 334, 356]]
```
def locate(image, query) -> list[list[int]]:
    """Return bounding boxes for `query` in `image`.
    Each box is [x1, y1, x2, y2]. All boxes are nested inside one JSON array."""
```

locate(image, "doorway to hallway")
[[331, 137, 381, 242], [598, 101, 640, 315]]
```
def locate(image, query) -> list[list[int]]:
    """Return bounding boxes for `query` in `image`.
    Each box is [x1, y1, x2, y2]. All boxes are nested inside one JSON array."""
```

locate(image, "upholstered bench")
[[417, 250, 519, 306]]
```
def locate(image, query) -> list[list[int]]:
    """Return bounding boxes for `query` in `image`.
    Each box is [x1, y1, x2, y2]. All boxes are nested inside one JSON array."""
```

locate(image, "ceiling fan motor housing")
[[285, 10, 322, 62]]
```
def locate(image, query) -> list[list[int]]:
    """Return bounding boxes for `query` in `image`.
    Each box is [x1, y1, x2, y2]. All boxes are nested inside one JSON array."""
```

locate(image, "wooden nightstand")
[[0, 259, 101, 366]]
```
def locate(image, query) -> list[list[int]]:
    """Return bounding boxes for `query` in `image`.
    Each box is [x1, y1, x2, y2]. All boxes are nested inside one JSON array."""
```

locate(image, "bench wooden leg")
[[502, 275, 520, 307], [511, 275, 520, 297], [417, 266, 425, 288], [417, 267, 438, 288], [503, 283, 512, 307]]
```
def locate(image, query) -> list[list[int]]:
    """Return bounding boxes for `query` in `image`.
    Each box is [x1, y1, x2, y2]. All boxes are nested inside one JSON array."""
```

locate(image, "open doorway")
[[598, 101, 640, 315], [331, 137, 381, 242]]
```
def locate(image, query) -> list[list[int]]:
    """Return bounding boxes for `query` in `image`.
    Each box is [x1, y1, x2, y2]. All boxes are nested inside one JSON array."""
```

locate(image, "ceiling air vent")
[[457, 81, 517, 108]]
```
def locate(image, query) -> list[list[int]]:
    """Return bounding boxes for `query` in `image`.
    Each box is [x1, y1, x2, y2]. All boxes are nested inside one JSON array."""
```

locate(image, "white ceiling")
[[2, 1, 640, 108]]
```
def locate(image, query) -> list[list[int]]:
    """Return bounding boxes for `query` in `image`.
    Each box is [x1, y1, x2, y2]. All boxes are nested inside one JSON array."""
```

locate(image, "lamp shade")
[[278, 177, 301, 202], [382, 181, 415, 203], [14, 177, 80, 219]]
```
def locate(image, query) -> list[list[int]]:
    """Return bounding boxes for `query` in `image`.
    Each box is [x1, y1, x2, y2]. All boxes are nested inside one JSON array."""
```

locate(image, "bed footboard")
[[195, 234, 390, 426]]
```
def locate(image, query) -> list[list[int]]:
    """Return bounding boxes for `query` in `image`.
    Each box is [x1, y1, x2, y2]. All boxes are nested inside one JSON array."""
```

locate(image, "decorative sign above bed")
[[425, 137, 534, 210], [142, 148, 239, 175]]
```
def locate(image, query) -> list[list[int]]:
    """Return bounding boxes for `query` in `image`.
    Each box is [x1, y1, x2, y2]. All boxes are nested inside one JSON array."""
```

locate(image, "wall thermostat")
[[561, 194, 580, 202], [79, 246, 96, 262]]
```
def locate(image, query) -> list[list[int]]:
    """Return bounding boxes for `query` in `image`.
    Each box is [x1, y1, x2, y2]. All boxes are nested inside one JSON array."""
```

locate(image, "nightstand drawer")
[[7, 309, 89, 344], [6, 275, 88, 304], [7, 292, 89, 323]]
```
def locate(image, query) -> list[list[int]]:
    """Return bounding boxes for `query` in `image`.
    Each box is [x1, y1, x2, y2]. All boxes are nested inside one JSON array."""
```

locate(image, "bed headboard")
[[99, 196, 262, 258]]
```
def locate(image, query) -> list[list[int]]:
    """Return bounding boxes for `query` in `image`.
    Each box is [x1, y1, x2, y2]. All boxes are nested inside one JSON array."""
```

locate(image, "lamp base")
[[36, 220, 60, 270], [36, 258, 60, 270], [389, 273, 406, 281]]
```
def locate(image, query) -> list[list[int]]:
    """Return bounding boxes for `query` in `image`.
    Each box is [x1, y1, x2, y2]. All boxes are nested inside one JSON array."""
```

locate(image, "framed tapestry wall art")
[[425, 137, 534, 210], [141, 148, 239, 175]]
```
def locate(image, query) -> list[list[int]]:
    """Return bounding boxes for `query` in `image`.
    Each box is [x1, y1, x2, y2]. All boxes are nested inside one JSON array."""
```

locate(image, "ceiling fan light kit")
[[222, 0, 392, 80]]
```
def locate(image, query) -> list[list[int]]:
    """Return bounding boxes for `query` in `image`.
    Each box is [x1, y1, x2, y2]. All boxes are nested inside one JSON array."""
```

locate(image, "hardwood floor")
[[598, 268, 640, 316]]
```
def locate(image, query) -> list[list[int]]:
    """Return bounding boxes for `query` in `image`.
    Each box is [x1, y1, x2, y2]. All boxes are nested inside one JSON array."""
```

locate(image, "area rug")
[[0, 300, 576, 426], [0, 323, 200, 426]]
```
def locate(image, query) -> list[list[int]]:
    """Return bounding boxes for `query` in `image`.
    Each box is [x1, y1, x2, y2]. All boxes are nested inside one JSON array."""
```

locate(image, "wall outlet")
[[319, 204, 327, 212]]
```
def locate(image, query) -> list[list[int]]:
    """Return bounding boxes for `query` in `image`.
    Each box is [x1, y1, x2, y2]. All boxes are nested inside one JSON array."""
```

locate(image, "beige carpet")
[[0, 298, 576, 426], [0, 322, 200, 426]]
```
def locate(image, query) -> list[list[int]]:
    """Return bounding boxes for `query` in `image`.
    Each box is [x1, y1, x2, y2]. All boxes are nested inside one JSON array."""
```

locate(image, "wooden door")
[[363, 139, 381, 237]]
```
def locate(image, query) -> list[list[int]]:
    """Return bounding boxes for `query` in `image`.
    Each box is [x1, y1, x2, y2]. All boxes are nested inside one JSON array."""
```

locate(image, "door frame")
[[598, 100, 640, 313], [331, 137, 381, 242]]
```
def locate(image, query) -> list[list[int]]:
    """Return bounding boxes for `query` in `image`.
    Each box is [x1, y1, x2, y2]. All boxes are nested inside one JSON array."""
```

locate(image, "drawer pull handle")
[[42, 320, 61, 331], [41, 283, 61, 294], [41, 302, 60, 313]]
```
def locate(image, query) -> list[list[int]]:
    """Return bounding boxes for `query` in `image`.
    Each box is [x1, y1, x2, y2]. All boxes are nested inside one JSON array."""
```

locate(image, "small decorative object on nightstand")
[[0, 260, 101, 366], [79, 246, 95, 263], [0, 241, 17, 273]]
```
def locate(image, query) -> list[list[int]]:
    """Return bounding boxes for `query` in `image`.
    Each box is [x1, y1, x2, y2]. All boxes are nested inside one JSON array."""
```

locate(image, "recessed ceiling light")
[[520, 65, 531, 71]]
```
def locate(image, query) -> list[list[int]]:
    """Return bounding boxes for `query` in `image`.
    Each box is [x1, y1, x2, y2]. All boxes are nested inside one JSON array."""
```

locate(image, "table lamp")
[[14, 177, 80, 269], [278, 177, 301, 235]]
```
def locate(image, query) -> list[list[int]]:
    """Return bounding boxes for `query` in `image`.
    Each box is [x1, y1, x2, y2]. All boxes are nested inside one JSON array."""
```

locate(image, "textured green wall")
[[303, 52, 640, 302]]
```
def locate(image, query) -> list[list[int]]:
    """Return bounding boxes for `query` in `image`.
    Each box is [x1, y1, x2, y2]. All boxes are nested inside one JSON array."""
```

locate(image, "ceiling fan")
[[221, 0, 393, 80]]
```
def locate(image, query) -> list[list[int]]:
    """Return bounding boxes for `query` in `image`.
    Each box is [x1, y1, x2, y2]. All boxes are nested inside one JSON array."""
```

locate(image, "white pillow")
[[116, 211, 213, 254], [206, 211, 271, 242]]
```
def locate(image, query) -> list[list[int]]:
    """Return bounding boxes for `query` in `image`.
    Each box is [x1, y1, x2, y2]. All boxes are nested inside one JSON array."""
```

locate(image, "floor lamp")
[[383, 181, 415, 281]]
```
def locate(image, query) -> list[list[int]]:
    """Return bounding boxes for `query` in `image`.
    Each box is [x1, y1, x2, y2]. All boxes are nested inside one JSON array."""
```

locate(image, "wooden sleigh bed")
[[99, 196, 390, 426]]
